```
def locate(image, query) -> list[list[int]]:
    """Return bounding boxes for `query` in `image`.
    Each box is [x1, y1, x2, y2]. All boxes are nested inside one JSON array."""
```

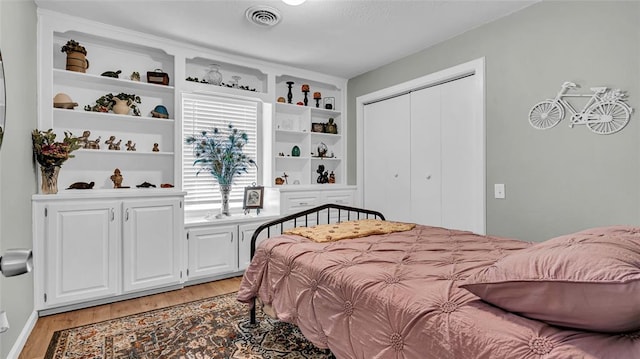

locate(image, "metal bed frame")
[[248, 203, 385, 324]]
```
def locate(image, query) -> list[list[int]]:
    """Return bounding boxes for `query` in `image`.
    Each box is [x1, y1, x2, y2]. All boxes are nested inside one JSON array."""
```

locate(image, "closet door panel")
[[363, 94, 411, 221], [440, 76, 482, 233], [410, 86, 442, 226]]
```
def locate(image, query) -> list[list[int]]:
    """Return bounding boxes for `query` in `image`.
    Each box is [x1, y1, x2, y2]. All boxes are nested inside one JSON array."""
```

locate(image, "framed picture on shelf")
[[243, 185, 264, 212]]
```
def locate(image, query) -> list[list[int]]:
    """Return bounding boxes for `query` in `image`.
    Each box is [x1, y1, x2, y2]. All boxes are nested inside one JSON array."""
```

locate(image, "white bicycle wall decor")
[[528, 82, 633, 135]]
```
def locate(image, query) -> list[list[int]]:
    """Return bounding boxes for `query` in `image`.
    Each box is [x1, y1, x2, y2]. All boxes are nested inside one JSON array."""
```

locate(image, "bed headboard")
[[250, 204, 385, 259]]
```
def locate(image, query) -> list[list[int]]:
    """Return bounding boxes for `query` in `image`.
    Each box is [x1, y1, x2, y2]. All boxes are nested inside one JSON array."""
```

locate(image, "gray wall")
[[348, 1, 640, 242], [0, 0, 38, 357]]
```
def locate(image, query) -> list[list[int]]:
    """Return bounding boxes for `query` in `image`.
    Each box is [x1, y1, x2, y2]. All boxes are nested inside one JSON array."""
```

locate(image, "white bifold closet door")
[[363, 94, 412, 221], [363, 75, 483, 233]]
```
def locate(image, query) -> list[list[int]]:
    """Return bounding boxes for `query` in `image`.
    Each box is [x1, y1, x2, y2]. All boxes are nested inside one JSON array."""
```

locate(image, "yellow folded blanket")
[[284, 219, 416, 243]]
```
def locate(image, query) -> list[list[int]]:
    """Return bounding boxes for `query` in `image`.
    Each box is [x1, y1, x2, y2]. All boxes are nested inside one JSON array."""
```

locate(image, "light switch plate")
[[494, 184, 505, 199]]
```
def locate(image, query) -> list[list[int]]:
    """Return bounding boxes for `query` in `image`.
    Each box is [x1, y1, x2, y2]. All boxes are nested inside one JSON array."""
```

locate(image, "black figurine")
[[316, 165, 329, 184]]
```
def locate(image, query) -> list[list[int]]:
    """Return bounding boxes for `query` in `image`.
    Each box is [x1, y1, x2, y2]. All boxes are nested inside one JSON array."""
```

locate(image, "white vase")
[[112, 98, 131, 115]]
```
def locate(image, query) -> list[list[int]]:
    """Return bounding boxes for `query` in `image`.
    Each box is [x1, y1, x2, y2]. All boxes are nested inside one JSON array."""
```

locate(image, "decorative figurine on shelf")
[[130, 71, 140, 81], [317, 142, 328, 158], [125, 140, 136, 151], [110, 168, 130, 189], [324, 97, 335, 110], [67, 181, 95, 190], [86, 135, 101, 149], [291, 145, 300, 157], [326, 118, 338, 134], [313, 92, 322, 108], [286, 81, 294, 104], [277, 97, 286, 103], [151, 105, 169, 119], [77, 130, 90, 148], [101, 70, 121, 78], [161, 183, 174, 188], [136, 181, 156, 188], [275, 177, 285, 185], [152, 143, 160, 152], [105, 136, 121, 150], [316, 165, 329, 184], [329, 171, 336, 184], [301, 84, 310, 106]]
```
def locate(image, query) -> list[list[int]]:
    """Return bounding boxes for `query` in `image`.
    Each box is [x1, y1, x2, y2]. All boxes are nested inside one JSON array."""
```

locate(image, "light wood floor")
[[19, 276, 242, 359]]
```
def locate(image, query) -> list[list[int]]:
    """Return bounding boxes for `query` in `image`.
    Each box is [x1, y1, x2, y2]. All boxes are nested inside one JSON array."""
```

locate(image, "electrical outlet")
[[494, 184, 505, 199]]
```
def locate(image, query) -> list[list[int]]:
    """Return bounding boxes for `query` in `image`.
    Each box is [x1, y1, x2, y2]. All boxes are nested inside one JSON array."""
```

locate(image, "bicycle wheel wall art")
[[528, 81, 633, 135]]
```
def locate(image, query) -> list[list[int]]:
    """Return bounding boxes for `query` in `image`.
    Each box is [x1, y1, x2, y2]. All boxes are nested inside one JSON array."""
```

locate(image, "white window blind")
[[182, 93, 259, 209]]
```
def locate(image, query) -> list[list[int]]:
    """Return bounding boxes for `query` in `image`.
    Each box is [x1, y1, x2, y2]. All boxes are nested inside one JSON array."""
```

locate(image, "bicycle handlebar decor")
[[528, 81, 633, 135]]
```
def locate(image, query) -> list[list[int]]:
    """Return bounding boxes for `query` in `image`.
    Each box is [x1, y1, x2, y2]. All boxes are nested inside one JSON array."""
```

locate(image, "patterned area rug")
[[45, 292, 335, 359]]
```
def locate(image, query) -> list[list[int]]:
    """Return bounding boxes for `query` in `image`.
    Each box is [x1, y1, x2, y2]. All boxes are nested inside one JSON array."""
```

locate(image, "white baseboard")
[[6, 310, 37, 359]]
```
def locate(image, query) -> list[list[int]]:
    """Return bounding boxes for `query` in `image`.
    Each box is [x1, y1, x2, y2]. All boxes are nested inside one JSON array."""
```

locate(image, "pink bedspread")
[[237, 225, 640, 358]]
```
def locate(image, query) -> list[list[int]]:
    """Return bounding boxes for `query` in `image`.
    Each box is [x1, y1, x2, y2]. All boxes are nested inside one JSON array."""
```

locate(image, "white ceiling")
[[35, 0, 538, 79]]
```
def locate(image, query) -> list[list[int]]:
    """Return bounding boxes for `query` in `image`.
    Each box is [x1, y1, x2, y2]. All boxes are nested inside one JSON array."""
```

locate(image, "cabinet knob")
[[394, 174, 399, 178], [426, 175, 432, 180]]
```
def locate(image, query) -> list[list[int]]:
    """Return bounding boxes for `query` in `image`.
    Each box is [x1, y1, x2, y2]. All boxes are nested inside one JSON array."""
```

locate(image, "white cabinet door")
[[187, 225, 238, 281], [44, 201, 120, 307], [363, 94, 412, 221], [238, 222, 269, 271], [122, 198, 182, 293]]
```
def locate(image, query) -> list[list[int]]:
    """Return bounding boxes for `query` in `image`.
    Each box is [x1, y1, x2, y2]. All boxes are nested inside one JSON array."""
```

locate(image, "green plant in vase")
[[85, 92, 141, 116], [185, 124, 256, 217]]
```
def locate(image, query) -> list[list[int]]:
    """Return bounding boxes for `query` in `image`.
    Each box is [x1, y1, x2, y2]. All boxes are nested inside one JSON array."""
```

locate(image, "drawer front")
[[281, 192, 321, 214], [321, 190, 355, 206]]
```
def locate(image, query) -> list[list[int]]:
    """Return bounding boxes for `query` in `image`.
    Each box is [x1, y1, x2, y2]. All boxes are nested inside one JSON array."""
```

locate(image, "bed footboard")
[[248, 203, 385, 324]]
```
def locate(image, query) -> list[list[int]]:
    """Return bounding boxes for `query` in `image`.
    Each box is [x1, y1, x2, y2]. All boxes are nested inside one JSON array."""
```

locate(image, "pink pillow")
[[460, 226, 640, 333]]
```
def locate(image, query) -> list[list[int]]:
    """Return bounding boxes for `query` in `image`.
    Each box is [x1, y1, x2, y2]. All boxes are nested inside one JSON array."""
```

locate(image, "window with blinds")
[[182, 93, 259, 209]]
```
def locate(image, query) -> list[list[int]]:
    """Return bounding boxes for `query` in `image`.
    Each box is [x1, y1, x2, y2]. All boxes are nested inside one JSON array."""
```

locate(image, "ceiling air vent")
[[245, 5, 281, 27]]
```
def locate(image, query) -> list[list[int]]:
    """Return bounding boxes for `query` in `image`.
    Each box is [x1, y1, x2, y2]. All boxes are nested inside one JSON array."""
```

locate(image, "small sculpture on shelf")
[[86, 135, 101, 150], [151, 105, 169, 119], [277, 97, 286, 103], [275, 172, 289, 185], [286, 81, 294, 104], [77, 130, 91, 148], [101, 70, 121, 78], [325, 118, 338, 134], [67, 181, 95, 190], [110, 168, 130, 189], [125, 140, 136, 151], [329, 171, 336, 184], [317, 142, 328, 158], [161, 183, 174, 188], [301, 84, 310, 106], [105, 136, 121, 150], [313, 92, 322, 108], [152, 143, 160, 152], [130, 71, 141, 81], [316, 165, 329, 184], [136, 181, 156, 188]]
